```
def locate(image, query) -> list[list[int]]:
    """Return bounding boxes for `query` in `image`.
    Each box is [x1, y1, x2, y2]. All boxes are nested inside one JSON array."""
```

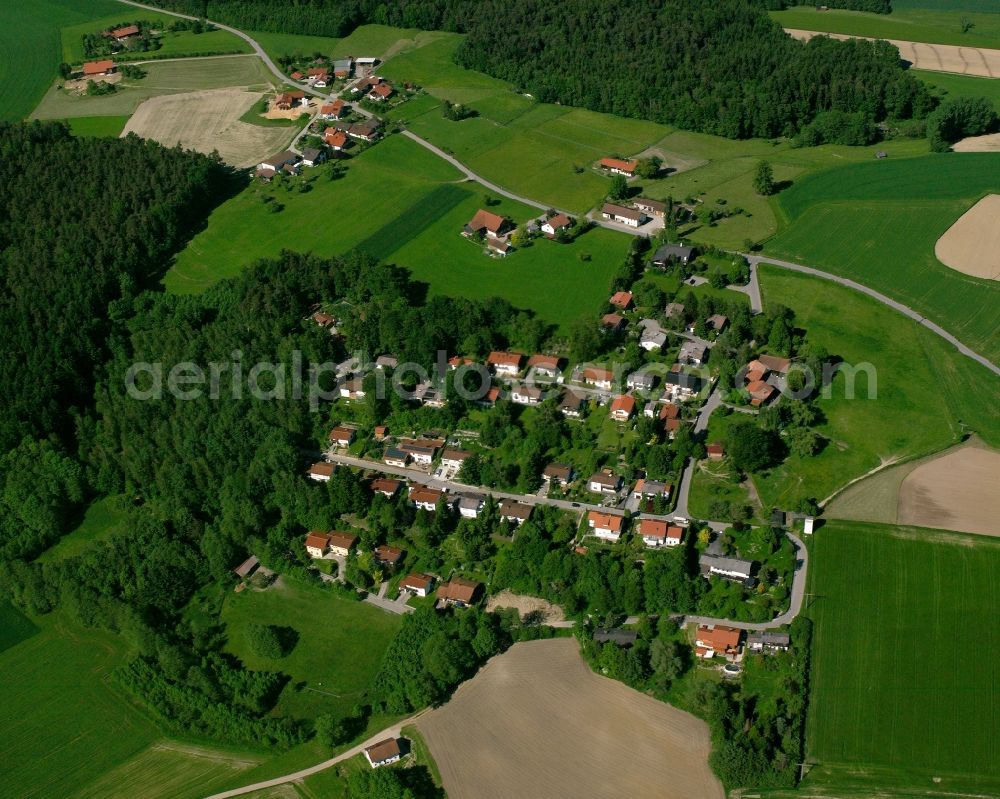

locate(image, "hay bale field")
[[786, 30, 1000, 77], [121, 88, 295, 168], [934, 194, 1000, 280], [416, 638, 724, 799], [898, 442, 1000, 536]]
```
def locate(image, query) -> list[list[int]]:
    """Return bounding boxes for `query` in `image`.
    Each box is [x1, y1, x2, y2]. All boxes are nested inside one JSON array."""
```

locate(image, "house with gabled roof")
[[558, 389, 584, 417], [695, 625, 743, 660], [599, 157, 637, 176], [371, 477, 402, 497], [651, 243, 695, 267], [601, 202, 646, 227], [541, 212, 573, 237], [527, 353, 562, 377], [308, 462, 335, 482], [579, 366, 614, 389], [400, 572, 435, 597], [634, 197, 666, 217], [588, 511, 626, 542], [542, 463, 574, 485], [365, 737, 402, 768], [305, 532, 331, 558], [601, 313, 626, 333], [588, 469, 622, 494], [82, 60, 116, 77], [486, 351, 523, 375], [499, 499, 533, 525], [437, 577, 481, 607], [464, 209, 511, 239], [373, 545, 404, 568], [328, 531, 358, 556], [609, 291, 634, 310], [610, 394, 636, 422], [409, 485, 445, 511], [328, 426, 355, 448], [384, 447, 409, 467]]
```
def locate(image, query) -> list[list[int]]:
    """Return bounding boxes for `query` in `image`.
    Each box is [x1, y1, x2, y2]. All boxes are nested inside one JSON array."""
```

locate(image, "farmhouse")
[[105, 24, 140, 41], [634, 197, 667, 217], [410, 485, 445, 511], [599, 157, 637, 176], [321, 99, 348, 119], [695, 625, 743, 660], [383, 447, 409, 467], [274, 90, 307, 110], [527, 353, 562, 378], [328, 426, 355, 448], [305, 532, 331, 558], [371, 477, 402, 497], [700, 554, 755, 582], [579, 366, 614, 389], [594, 628, 638, 647], [291, 71, 304, 81], [400, 572, 435, 597], [746, 632, 791, 654], [487, 350, 524, 375], [300, 147, 325, 167], [610, 394, 636, 421], [679, 340, 707, 366], [511, 383, 543, 405], [588, 469, 623, 494], [487, 238, 512, 257], [601, 313, 626, 333], [542, 463, 574, 485], [609, 291, 634, 310], [464, 209, 512, 239], [558, 389, 584, 417], [601, 203, 646, 228], [307, 461, 335, 481], [324, 129, 349, 150], [588, 511, 626, 542], [457, 494, 486, 519], [328, 532, 358, 556], [364, 737, 403, 768], [82, 60, 116, 77], [499, 500, 533, 525], [541, 212, 573, 237], [437, 577, 481, 607], [651, 243, 695, 267]]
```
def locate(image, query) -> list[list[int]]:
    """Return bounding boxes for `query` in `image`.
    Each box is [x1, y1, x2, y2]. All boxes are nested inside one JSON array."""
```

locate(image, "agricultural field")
[[753, 265, 1000, 510], [166, 134, 629, 329], [36, 495, 127, 563], [251, 24, 426, 65], [63, 114, 131, 137], [767, 153, 1000, 365], [418, 638, 724, 799], [0, 602, 39, 654], [220, 578, 401, 720], [0, 614, 161, 799], [31, 55, 278, 121], [915, 69, 1000, 111], [934, 193, 1000, 280], [60, 12, 252, 65], [0, 0, 122, 123], [770, 2, 1000, 50], [802, 522, 1000, 797]]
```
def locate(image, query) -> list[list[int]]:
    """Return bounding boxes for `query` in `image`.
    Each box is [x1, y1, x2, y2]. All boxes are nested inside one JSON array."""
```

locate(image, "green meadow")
[[251, 24, 426, 65], [914, 69, 1000, 111], [753, 265, 1000, 509], [767, 153, 1000, 365], [36, 495, 128, 563], [166, 134, 629, 329], [801, 522, 1000, 798]]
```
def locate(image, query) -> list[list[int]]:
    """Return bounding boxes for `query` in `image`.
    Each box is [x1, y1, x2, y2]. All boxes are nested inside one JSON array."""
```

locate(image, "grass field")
[[37, 495, 128, 563], [221, 578, 401, 720], [915, 69, 1000, 112], [755, 265, 1000, 509], [771, 3, 1000, 49], [31, 55, 277, 120], [767, 153, 1000, 365], [251, 24, 425, 65], [60, 12, 252, 64], [166, 134, 629, 328], [63, 114, 131, 137], [0, 602, 40, 654], [0, 615, 161, 799], [803, 521, 1000, 796], [0, 0, 123, 123]]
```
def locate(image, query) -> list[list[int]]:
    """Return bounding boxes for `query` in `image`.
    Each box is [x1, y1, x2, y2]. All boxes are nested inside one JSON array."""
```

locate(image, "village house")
[[339, 378, 365, 400], [383, 447, 409, 468], [409, 485, 445, 511], [400, 572, 435, 597], [105, 24, 140, 42], [758, 354, 791, 374], [511, 383, 542, 406], [328, 426, 355, 448], [257, 150, 300, 177], [374, 425, 388, 440], [368, 81, 395, 101], [541, 212, 573, 237], [373, 545, 404, 568], [364, 738, 402, 769], [82, 60, 116, 77], [664, 368, 705, 401], [637, 518, 684, 548], [324, 128, 349, 151], [440, 448, 471, 471], [312, 310, 334, 327], [588, 469, 622, 494], [640, 327, 667, 351], [307, 461, 335, 482], [347, 118, 381, 142], [579, 366, 614, 390], [747, 632, 791, 654], [399, 439, 442, 465], [558, 389, 585, 418], [664, 302, 686, 320], [479, 385, 502, 407], [487, 238, 512, 257], [375, 354, 398, 370], [543, 463, 574, 485], [328, 532, 358, 557], [291, 70, 304, 81], [499, 500, 533, 526], [300, 147, 325, 167], [370, 477, 402, 497], [601, 313, 627, 334], [745, 359, 769, 384], [695, 625, 743, 660], [304, 532, 331, 559], [599, 157, 637, 176], [594, 628, 638, 647], [610, 394, 636, 422], [609, 290, 634, 310], [332, 58, 353, 78], [486, 350, 524, 375], [274, 90, 308, 110], [632, 478, 672, 501], [601, 202, 646, 228], [634, 197, 667, 218], [588, 510, 626, 542], [651, 243, 695, 267], [747, 380, 777, 407], [700, 554, 755, 583], [626, 369, 657, 392], [679, 340, 707, 366], [527, 353, 562, 379], [464, 209, 512, 240], [706, 314, 729, 334], [437, 577, 481, 607], [457, 494, 485, 519], [706, 443, 725, 461], [447, 355, 474, 370], [307, 66, 330, 86]]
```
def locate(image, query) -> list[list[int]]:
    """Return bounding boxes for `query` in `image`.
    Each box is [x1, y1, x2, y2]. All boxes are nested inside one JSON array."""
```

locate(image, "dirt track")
[[121, 88, 294, 168], [416, 638, 724, 799], [898, 444, 1000, 536], [786, 29, 1000, 78], [934, 195, 1000, 281]]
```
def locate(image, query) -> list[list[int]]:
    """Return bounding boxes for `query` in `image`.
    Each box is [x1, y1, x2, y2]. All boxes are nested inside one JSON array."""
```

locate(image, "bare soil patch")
[[121, 88, 294, 168], [898, 443, 1000, 536], [786, 30, 1000, 78], [416, 638, 724, 799], [953, 132, 1000, 153], [484, 590, 565, 622], [934, 194, 1000, 280], [634, 146, 707, 176]]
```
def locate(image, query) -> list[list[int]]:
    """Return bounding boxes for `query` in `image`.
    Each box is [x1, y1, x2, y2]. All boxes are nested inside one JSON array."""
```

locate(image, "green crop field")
[[0, 615, 161, 798], [0, 0, 123, 123], [914, 69, 1000, 112], [221, 579, 401, 721], [767, 153, 1000, 366], [771, 4, 1000, 49], [803, 521, 1000, 797], [63, 114, 131, 137], [755, 265, 1000, 509], [31, 55, 277, 120], [0, 602, 39, 654], [251, 24, 426, 66], [166, 134, 629, 329]]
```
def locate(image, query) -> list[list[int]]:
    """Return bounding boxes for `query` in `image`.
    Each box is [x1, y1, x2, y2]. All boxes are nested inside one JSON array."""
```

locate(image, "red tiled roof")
[[401, 572, 434, 591], [437, 577, 480, 604], [599, 157, 638, 173], [487, 351, 524, 368], [466, 209, 507, 235], [82, 60, 115, 75], [640, 518, 668, 539], [528, 354, 561, 370], [324, 129, 348, 148], [328, 531, 358, 550], [588, 511, 624, 532], [697, 625, 742, 652], [109, 24, 140, 38], [610, 394, 636, 416], [609, 291, 633, 309], [305, 532, 331, 550], [582, 366, 614, 382]]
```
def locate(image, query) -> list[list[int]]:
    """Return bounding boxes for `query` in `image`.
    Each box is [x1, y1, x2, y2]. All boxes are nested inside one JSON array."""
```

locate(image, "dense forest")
[[149, 0, 923, 138], [757, 0, 891, 11]]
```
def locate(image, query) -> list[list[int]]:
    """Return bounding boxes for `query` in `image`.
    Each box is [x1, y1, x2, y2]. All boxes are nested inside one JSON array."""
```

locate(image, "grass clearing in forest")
[[36, 495, 128, 563]]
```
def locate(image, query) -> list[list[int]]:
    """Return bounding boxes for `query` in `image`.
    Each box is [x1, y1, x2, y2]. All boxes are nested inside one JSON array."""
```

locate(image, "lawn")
[[0, 614, 161, 799], [754, 264, 1000, 509], [36, 495, 128, 563], [166, 134, 630, 329], [31, 56, 277, 120], [803, 521, 1000, 797], [220, 578, 402, 721], [0, 0, 122, 123], [770, 3, 1000, 49], [767, 152, 1000, 365]]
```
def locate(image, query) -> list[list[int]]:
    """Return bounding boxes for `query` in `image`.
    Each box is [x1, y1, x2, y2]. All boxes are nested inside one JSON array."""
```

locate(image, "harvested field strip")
[[417, 638, 724, 799], [934, 194, 1000, 280], [353, 183, 472, 261]]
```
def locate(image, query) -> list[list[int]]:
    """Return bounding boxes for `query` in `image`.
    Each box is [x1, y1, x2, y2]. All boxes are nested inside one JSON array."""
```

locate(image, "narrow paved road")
[[672, 387, 722, 520], [749, 255, 1000, 378]]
